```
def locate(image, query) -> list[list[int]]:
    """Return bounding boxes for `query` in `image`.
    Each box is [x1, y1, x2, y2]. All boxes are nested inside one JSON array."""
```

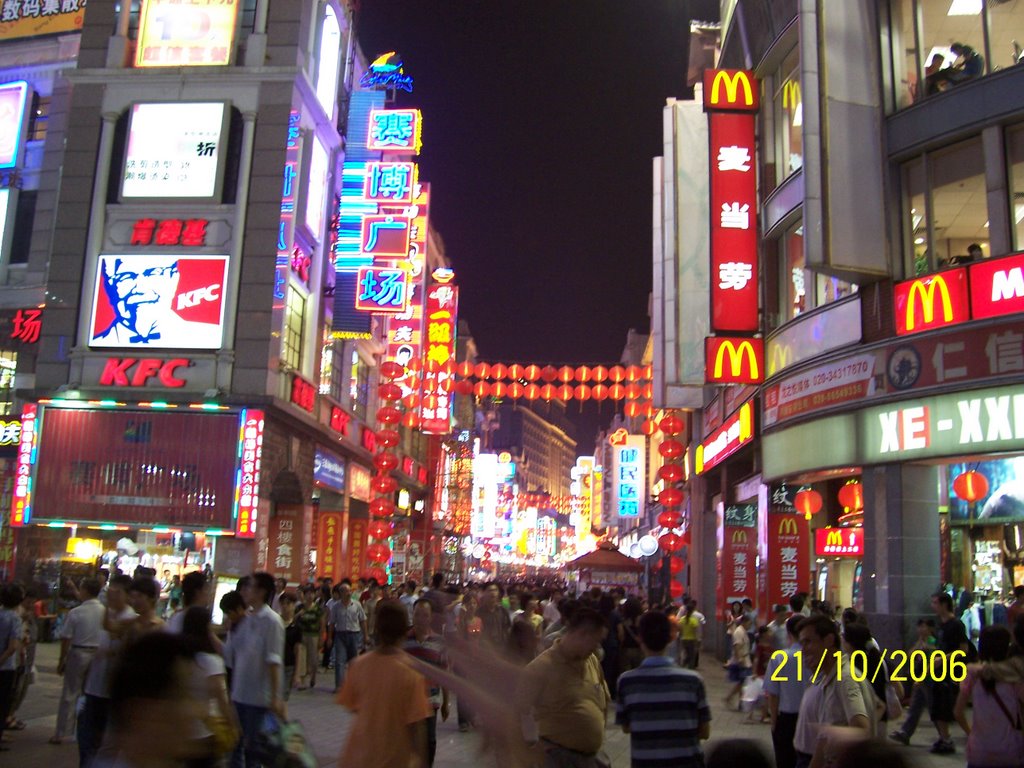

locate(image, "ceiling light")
[[947, 0, 981, 15], [914, 237, 926, 245]]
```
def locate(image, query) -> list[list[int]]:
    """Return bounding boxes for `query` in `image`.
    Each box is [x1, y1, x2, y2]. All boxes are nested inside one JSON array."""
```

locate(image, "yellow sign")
[[135, 0, 239, 68], [713, 340, 760, 381], [0, 2, 84, 42], [906, 277, 954, 329], [498, 451, 512, 464], [778, 517, 799, 536], [826, 530, 844, 548], [782, 79, 801, 110]]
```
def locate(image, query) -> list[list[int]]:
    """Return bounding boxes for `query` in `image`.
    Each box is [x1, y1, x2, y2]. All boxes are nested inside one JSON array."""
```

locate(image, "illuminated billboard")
[[89, 254, 228, 350], [0, 3, 84, 41], [135, 0, 239, 68], [305, 137, 329, 238], [0, 81, 28, 170], [122, 102, 227, 200], [893, 268, 969, 336]]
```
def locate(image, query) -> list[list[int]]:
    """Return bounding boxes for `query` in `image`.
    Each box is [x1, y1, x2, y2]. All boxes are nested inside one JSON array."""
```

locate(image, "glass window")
[[816, 274, 858, 305], [773, 46, 803, 182], [282, 286, 305, 370], [0, 351, 16, 416], [28, 95, 49, 142], [988, 1, 1024, 70], [349, 349, 368, 420], [315, 6, 342, 120], [890, 0, 921, 109], [902, 157, 929, 274], [930, 137, 988, 265], [782, 221, 808, 321], [1009, 125, 1024, 249]]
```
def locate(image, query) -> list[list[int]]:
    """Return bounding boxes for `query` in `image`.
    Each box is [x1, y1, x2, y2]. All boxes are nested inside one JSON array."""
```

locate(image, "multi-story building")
[[488, 399, 576, 499], [653, 0, 1024, 653]]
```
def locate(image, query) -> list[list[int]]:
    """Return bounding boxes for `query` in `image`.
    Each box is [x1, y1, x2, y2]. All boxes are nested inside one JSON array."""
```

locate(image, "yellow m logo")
[[782, 79, 801, 110], [713, 340, 760, 380], [710, 70, 756, 107], [731, 529, 748, 544], [826, 530, 844, 547], [778, 517, 799, 536], [906, 277, 953, 330]]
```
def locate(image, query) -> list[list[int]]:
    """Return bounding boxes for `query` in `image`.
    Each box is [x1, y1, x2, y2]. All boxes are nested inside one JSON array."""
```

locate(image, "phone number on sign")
[[769, 650, 968, 684]]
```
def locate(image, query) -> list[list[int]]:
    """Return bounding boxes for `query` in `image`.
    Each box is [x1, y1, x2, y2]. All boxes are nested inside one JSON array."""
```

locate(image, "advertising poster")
[[135, 0, 239, 67], [268, 505, 304, 584], [767, 513, 809, 606], [0, 2, 85, 42], [345, 518, 368, 581], [317, 511, 342, 582], [88, 255, 227, 349], [0, 81, 27, 169], [949, 457, 1024, 525], [721, 524, 757, 612]]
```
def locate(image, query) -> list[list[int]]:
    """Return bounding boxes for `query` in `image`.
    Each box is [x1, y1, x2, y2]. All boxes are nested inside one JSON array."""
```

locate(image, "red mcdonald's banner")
[[317, 511, 343, 582], [893, 267, 969, 336], [767, 513, 809, 607], [720, 524, 758, 614], [705, 336, 764, 384], [345, 518, 368, 581]]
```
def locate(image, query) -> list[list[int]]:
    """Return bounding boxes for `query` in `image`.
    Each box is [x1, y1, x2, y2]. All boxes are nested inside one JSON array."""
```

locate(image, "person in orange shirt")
[[337, 599, 432, 768]]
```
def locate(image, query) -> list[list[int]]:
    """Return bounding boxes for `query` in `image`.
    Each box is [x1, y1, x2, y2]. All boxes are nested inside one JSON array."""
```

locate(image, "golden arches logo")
[[713, 340, 760, 381], [906, 277, 953, 330], [825, 530, 844, 548], [778, 517, 799, 536], [782, 79, 801, 110], [710, 70, 756, 107], [731, 529, 748, 544], [768, 343, 792, 376]]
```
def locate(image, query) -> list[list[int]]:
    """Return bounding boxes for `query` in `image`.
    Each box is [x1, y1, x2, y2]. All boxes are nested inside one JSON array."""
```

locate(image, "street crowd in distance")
[[0, 569, 1022, 767]]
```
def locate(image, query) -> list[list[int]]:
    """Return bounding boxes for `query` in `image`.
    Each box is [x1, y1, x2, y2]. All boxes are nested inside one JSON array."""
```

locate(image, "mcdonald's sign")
[[893, 268, 969, 336], [768, 512, 809, 605], [703, 69, 760, 112], [731, 529, 748, 544], [696, 399, 755, 475], [815, 526, 864, 557], [778, 516, 799, 536], [705, 336, 764, 384], [782, 79, 801, 110]]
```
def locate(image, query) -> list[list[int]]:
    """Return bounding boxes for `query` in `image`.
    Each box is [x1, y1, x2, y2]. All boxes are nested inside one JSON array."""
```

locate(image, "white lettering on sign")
[[878, 406, 930, 454], [992, 267, 1024, 302], [879, 394, 1024, 454], [703, 416, 743, 466], [176, 283, 221, 310]]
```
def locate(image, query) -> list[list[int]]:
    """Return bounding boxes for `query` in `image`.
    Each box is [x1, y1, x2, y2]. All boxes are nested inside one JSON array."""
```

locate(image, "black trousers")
[[772, 711, 799, 768], [0, 669, 16, 742]]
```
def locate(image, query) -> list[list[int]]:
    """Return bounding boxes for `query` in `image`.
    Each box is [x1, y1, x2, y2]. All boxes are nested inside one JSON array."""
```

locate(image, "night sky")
[[357, 1, 716, 449]]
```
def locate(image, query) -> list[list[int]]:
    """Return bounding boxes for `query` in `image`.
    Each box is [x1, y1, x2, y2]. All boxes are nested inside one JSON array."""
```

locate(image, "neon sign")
[[696, 399, 754, 474], [234, 408, 264, 538], [705, 336, 764, 384], [894, 268, 969, 336], [367, 108, 422, 154], [130, 218, 209, 247], [360, 52, 414, 93], [98, 358, 190, 387], [420, 284, 458, 434], [815, 527, 864, 557], [10, 404, 38, 527], [612, 434, 645, 518], [354, 266, 411, 313], [364, 162, 417, 204], [0, 81, 28, 170], [360, 214, 411, 257]]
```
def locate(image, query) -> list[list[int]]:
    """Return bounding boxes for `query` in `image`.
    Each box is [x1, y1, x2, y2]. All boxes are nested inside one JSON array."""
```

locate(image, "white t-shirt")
[[732, 625, 752, 667], [83, 607, 137, 698], [189, 651, 227, 739]]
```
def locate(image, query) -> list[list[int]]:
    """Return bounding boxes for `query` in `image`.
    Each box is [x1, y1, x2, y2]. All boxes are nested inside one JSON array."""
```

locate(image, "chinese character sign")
[[269, 506, 303, 583], [0, 1, 84, 42], [360, 214, 411, 258], [367, 108, 422, 154], [364, 162, 417, 204], [611, 434, 645, 519], [767, 513, 809, 607], [317, 511, 343, 582], [135, 0, 239, 68], [234, 409, 264, 538], [420, 284, 458, 435], [721, 524, 758, 612], [346, 518, 368, 581], [354, 265, 411, 314], [0, 81, 27, 169], [0, 419, 20, 445], [10, 308, 41, 344], [705, 69, 759, 334], [10, 403, 37, 527]]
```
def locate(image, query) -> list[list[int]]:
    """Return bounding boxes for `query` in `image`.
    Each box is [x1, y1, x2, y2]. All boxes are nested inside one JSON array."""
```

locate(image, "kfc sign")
[[705, 336, 763, 384], [99, 357, 190, 388], [894, 268, 969, 336], [969, 252, 1024, 320], [89, 255, 228, 350], [329, 405, 351, 436], [815, 527, 864, 557]]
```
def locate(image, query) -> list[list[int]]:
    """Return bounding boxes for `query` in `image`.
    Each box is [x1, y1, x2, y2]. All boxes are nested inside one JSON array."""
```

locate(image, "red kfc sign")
[[99, 357, 190, 387], [290, 375, 315, 413], [329, 405, 351, 436]]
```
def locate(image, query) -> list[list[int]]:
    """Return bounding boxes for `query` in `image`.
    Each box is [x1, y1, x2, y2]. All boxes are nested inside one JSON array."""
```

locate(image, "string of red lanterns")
[[365, 360, 408, 584], [654, 410, 688, 599]]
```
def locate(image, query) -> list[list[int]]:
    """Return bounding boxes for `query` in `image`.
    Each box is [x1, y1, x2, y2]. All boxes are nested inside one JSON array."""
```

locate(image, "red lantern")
[[624, 401, 641, 418], [508, 364, 525, 380], [371, 474, 398, 494], [643, 365, 653, 379], [659, 414, 685, 435], [491, 382, 508, 398], [376, 406, 401, 425], [591, 365, 608, 382], [557, 384, 573, 402], [659, 533, 683, 552], [626, 365, 642, 382], [609, 383, 625, 401], [658, 463, 684, 483], [366, 567, 388, 584], [574, 384, 591, 401], [374, 452, 398, 472], [794, 488, 823, 520], [541, 383, 557, 401], [454, 379, 474, 396], [457, 361, 475, 378], [508, 382, 525, 399], [370, 497, 395, 517], [575, 366, 591, 382], [659, 439, 685, 459], [669, 582, 685, 599], [609, 365, 626, 383], [490, 363, 508, 380], [591, 384, 608, 401], [366, 543, 391, 563], [640, 419, 657, 435], [540, 365, 558, 382], [659, 487, 684, 508], [837, 480, 864, 511], [669, 558, 684, 575], [376, 429, 400, 448], [378, 383, 402, 401], [558, 365, 575, 383], [407, 358, 422, 373], [367, 520, 392, 539], [401, 411, 420, 429], [473, 381, 491, 398], [379, 361, 404, 380], [643, 383, 653, 400], [524, 364, 541, 381], [658, 511, 683, 528], [624, 384, 641, 400], [953, 470, 990, 503], [679, 530, 691, 546], [524, 383, 541, 401], [402, 393, 420, 410]]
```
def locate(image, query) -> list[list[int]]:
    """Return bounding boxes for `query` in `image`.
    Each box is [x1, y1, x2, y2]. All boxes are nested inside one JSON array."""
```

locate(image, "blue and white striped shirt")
[[615, 655, 711, 768]]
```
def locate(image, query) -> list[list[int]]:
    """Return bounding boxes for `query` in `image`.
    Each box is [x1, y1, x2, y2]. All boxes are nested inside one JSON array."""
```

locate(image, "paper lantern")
[[658, 511, 683, 528], [379, 361, 404, 380], [473, 381, 491, 398], [457, 361, 475, 378], [659, 487, 684, 508], [374, 452, 398, 472], [508, 363, 525, 380], [575, 366, 591, 382], [658, 463, 684, 483], [794, 488, 823, 521], [540, 365, 558, 382], [626, 365, 642, 382], [378, 383, 402, 402], [837, 480, 864, 511], [366, 543, 391, 563], [640, 419, 657, 435], [609, 383, 625, 400], [557, 384, 573, 401], [607, 365, 624, 383], [625, 384, 641, 400], [524, 383, 541, 400], [508, 382, 525, 399], [624, 401, 641, 418], [679, 530, 691, 546], [376, 429, 400, 448], [407, 358, 421, 373], [558, 366, 575, 383], [641, 401, 654, 417], [643, 365, 653, 379], [541, 383, 557, 401], [401, 411, 420, 429], [376, 406, 401, 425], [454, 379, 474, 396], [402, 393, 420, 410], [953, 470, 990, 503], [366, 567, 388, 584], [490, 363, 508, 380], [524, 364, 541, 381], [659, 414, 685, 435], [491, 382, 508, 398], [659, 533, 683, 552], [371, 474, 398, 494], [574, 384, 591, 401], [370, 497, 395, 517], [367, 520, 392, 539], [592, 384, 609, 401], [659, 439, 684, 459], [643, 383, 653, 399], [591, 365, 608, 382], [669, 558, 684, 575], [473, 362, 490, 380], [669, 582, 685, 599]]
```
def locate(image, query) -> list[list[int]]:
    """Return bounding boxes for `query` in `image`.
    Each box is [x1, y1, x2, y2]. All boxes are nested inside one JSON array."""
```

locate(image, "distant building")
[[488, 400, 576, 499]]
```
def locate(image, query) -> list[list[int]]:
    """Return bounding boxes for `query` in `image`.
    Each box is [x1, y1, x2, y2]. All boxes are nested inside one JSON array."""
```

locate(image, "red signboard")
[[703, 69, 760, 112], [705, 336, 763, 384], [345, 518, 368, 581], [10, 308, 41, 344], [329, 405, 351, 436], [10, 404, 37, 527], [767, 514, 810, 606], [721, 525, 758, 613], [235, 409, 264, 538], [894, 268, 969, 336], [291, 375, 316, 413], [969, 252, 1024, 320], [268, 504, 305, 584], [420, 284, 458, 434], [317, 511, 343, 582], [696, 399, 754, 474], [815, 526, 864, 557], [99, 358, 190, 387], [130, 218, 209, 247], [361, 427, 377, 453]]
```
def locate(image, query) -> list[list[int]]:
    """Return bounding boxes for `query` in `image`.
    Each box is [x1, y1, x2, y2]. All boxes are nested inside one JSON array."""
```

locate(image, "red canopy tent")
[[566, 541, 643, 593]]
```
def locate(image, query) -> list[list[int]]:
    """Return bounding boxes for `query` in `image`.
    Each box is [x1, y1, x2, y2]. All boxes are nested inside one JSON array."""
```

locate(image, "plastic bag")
[[253, 713, 317, 768], [741, 675, 763, 712]]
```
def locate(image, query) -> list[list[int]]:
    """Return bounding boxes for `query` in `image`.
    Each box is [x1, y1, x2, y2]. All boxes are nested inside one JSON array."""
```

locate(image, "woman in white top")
[[181, 606, 239, 768]]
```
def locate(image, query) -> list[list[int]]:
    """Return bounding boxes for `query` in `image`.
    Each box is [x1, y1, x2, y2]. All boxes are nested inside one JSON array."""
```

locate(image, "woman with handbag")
[[181, 605, 241, 767]]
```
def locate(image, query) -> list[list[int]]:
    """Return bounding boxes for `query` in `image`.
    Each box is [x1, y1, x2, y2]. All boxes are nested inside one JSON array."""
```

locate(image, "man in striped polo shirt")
[[616, 610, 711, 767]]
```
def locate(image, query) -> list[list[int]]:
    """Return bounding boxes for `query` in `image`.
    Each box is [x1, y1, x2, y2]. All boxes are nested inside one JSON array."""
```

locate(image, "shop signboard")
[[364, 161, 417, 205], [420, 283, 458, 434], [9, 403, 36, 526], [609, 431, 645, 519], [268, 505, 304, 583], [345, 518, 368, 581], [0, 3, 84, 41], [0, 419, 19, 446], [0, 81, 28, 169], [815, 526, 864, 557], [313, 449, 345, 493], [969, 252, 1024, 320], [705, 336, 763, 384], [721, 525, 757, 610], [367, 109, 422, 154], [767, 513, 809, 605], [349, 464, 371, 502], [893, 268, 970, 336], [724, 503, 756, 528], [135, 0, 239, 67], [763, 353, 877, 428], [354, 265, 411, 314], [317, 511, 343, 581], [696, 399, 754, 474]]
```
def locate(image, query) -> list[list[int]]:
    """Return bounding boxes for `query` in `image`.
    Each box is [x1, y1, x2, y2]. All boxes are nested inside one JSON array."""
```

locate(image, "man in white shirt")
[[227, 572, 285, 768], [165, 571, 212, 634], [399, 580, 418, 622], [329, 583, 367, 691], [542, 589, 563, 629], [51, 577, 105, 744]]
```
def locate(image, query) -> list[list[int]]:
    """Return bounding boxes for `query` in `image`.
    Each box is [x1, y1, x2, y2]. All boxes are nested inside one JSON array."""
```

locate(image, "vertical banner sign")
[[767, 513, 809, 607], [268, 505, 304, 583], [10, 403, 37, 527], [722, 524, 758, 610], [420, 284, 458, 434], [275, 112, 302, 308], [317, 511, 343, 581], [0, 81, 28, 170], [609, 430, 646, 518], [234, 409, 264, 538], [346, 518, 368, 580]]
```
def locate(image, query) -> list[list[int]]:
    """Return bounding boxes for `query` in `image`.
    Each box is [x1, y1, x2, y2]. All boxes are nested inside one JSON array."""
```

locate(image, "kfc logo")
[[89, 255, 228, 350], [99, 357, 191, 387]]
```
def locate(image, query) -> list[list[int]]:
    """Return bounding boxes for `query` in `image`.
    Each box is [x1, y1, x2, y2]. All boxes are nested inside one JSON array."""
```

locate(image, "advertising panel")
[[367, 109, 422, 154], [766, 296, 862, 378], [267, 505, 304, 584], [135, 0, 239, 67], [313, 449, 346, 493], [969, 252, 1024, 320], [763, 353, 877, 428], [893, 268, 969, 336], [610, 433, 645, 518], [767, 513, 809, 605], [122, 102, 227, 200], [88, 254, 228, 349], [9, 404, 37, 527], [419, 283, 458, 434], [696, 399, 754, 474], [815, 526, 864, 557], [705, 336, 763, 384], [345, 518, 368, 581], [0, 3, 84, 41], [0, 81, 28, 169], [234, 409, 263, 538], [948, 456, 1024, 524], [349, 464, 371, 502], [354, 265, 411, 314], [317, 511, 343, 581], [721, 524, 757, 611], [304, 137, 329, 238]]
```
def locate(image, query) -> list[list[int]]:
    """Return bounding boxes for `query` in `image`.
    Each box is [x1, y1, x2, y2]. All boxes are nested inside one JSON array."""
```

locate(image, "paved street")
[[9, 641, 968, 767]]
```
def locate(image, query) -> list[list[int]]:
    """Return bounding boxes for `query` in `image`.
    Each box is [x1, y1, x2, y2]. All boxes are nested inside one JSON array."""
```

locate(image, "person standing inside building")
[[329, 583, 367, 692], [227, 572, 285, 768], [763, 615, 808, 768], [616, 610, 711, 767], [51, 577, 104, 745]]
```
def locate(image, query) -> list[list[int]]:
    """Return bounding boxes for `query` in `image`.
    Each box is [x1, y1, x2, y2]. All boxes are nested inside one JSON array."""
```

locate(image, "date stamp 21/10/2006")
[[769, 649, 968, 684]]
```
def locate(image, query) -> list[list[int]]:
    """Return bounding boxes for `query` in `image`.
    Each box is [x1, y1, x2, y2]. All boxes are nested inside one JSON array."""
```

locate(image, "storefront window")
[[349, 349, 369, 420], [930, 137, 988, 265], [782, 222, 807, 321], [890, 0, 920, 110], [282, 286, 305, 370], [987, 1, 1024, 71], [773, 46, 803, 182], [1009, 125, 1024, 250], [816, 274, 858, 306], [902, 157, 929, 274]]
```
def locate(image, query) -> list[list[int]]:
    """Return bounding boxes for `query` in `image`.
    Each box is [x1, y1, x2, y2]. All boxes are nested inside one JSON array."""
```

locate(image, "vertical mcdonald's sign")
[[704, 69, 759, 334], [893, 267, 969, 336], [721, 521, 758, 612], [767, 513, 809, 606], [705, 336, 763, 385]]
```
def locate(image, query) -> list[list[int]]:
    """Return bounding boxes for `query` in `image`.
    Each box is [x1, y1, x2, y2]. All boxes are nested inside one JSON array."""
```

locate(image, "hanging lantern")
[[402, 393, 420, 411], [607, 365, 625, 383], [669, 557, 684, 575], [376, 429, 401, 448], [558, 366, 575, 383], [473, 381, 491, 399], [624, 401, 641, 418], [379, 361, 404, 380], [407, 358, 421, 374], [591, 365, 608, 382], [659, 487, 684, 508], [592, 383, 609, 401], [659, 414, 685, 435], [658, 511, 683, 528], [366, 543, 391, 563], [659, 439, 685, 459], [376, 406, 401, 425], [490, 363, 508, 380], [624, 384, 641, 400], [508, 363, 525, 380], [367, 520, 392, 540], [641, 401, 654, 417], [370, 497, 395, 517], [491, 382, 508, 399], [575, 365, 591, 382], [574, 384, 591, 401], [457, 361, 474, 378], [953, 470, 990, 503], [626, 365, 642, 382], [540, 365, 558, 382], [669, 582, 685, 599], [541, 383, 557, 401], [508, 382, 525, 399], [659, 532, 683, 552], [378, 383, 402, 402], [609, 383, 625, 400], [474, 362, 491, 380], [557, 384, 574, 402], [374, 452, 398, 472], [401, 411, 420, 429], [366, 567, 388, 585], [642, 383, 653, 400], [643, 364, 653, 380], [522, 364, 540, 381], [794, 488, 823, 521], [524, 383, 541, 400], [658, 463, 683, 483], [837, 479, 864, 511], [371, 474, 398, 494], [679, 530, 691, 546], [454, 379, 474, 396], [640, 419, 658, 436]]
